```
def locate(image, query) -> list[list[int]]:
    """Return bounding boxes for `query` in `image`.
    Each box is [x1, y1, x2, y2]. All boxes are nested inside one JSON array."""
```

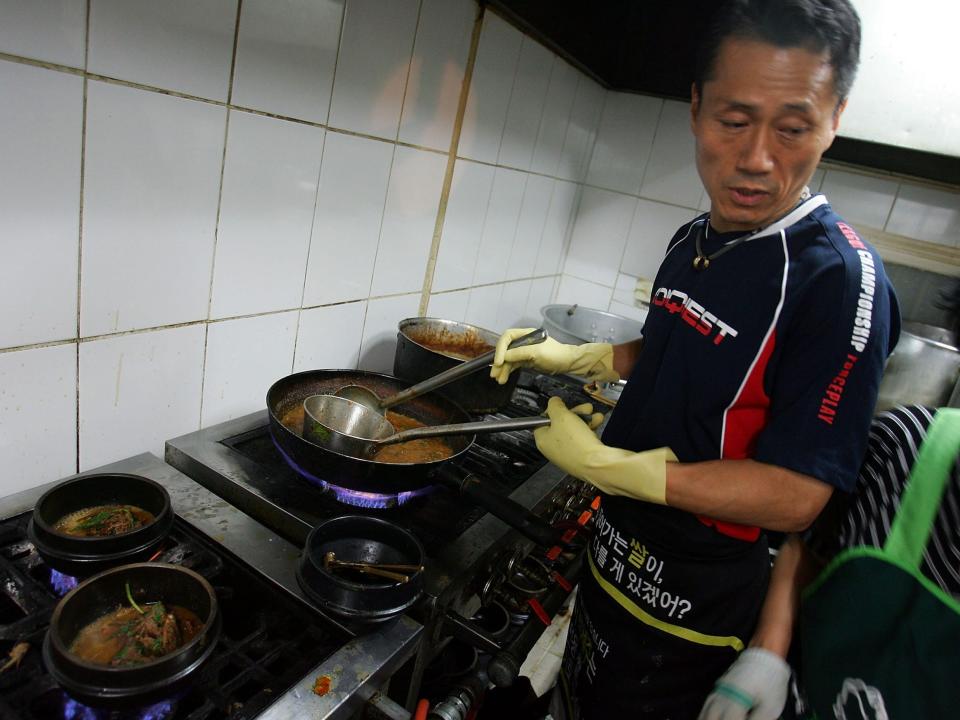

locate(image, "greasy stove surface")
[[166, 373, 593, 556], [0, 513, 344, 720]]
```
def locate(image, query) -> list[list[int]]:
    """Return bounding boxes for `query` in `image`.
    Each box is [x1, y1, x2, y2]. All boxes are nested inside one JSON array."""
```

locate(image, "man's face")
[[691, 38, 845, 233]]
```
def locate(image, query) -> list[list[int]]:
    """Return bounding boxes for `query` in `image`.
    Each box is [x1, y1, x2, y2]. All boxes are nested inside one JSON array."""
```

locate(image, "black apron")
[[557, 500, 769, 720], [800, 408, 960, 719]]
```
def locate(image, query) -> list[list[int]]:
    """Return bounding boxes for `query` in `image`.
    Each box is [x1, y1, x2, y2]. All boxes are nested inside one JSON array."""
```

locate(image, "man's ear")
[[831, 97, 848, 133], [691, 82, 701, 129]]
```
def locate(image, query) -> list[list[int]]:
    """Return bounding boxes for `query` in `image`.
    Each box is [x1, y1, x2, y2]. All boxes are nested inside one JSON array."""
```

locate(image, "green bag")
[[800, 408, 960, 719]]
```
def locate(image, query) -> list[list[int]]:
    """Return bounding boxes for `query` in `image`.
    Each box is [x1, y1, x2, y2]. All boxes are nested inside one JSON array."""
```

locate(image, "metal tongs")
[[322, 550, 423, 584]]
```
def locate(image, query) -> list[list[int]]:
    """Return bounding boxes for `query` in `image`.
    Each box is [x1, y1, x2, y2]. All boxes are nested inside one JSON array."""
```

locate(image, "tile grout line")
[[291, 130, 329, 375], [74, 0, 92, 474], [198, 0, 243, 431], [394, 0, 424, 145], [322, 0, 348, 127], [417, 1, 486, 315], [881, 181, 903, 234]]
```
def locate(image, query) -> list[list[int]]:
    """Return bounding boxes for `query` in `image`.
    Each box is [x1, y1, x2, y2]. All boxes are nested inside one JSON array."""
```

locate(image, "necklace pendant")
[[693, 254, 709, 271]]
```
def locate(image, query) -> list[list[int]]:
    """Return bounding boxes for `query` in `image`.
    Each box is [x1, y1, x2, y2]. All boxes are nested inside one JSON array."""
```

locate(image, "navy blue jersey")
[[602, 195, 900, 548]]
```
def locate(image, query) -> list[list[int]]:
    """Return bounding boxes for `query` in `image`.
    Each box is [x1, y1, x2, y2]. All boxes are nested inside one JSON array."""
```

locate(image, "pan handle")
[[380, 328, 547, 411], [438, 470, 560, 548], [375, 410, 594, 447]]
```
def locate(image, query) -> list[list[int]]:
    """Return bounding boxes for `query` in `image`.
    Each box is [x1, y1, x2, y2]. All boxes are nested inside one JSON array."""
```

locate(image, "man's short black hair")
[[694, 0, 862, 102]]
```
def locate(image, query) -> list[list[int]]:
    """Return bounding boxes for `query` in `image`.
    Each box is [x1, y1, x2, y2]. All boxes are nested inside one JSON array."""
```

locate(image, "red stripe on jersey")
[[723, 329, 776, 459], [697, 329, 778, 543]]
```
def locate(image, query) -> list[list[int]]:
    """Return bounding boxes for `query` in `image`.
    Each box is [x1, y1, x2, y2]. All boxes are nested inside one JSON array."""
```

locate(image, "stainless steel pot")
[[394, 318, 518, 413], [540, 304, 644, 345], [876, 322, 960, 411]]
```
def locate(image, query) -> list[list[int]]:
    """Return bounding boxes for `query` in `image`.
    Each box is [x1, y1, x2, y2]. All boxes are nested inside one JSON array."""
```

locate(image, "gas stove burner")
[[270, 431, 433, 508], [326, 482, 434, 509], [62, 694, 175, 720], [49, 568, 78, 596]]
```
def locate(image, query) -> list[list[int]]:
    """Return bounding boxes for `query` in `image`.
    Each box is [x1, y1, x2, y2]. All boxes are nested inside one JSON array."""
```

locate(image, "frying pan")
[[267, 369, 560, 547]]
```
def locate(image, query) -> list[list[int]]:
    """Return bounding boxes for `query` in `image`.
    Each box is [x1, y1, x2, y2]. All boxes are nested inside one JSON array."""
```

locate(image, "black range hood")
[[486, 0, 959, 186]]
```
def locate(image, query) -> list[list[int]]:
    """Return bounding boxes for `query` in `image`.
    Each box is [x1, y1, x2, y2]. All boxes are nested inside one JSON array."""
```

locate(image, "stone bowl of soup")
[[43, 562, 220, 709], [28, 473, 174, 577]]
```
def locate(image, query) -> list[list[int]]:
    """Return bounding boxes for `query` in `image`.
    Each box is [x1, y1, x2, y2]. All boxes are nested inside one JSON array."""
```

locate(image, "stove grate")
[[0, 513, 344, 720]]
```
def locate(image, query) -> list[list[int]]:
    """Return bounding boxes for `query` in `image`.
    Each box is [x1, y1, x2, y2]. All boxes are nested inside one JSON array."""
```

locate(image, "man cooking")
[[489, 1, 899, 718]]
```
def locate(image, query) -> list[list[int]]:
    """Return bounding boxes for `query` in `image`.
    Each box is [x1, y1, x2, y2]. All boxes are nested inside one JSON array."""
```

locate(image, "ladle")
[[302, 393, 593, 460], [334, 328, 547, 416]]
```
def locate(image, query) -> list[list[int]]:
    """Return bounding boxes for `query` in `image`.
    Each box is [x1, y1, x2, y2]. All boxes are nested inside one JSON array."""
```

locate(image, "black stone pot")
[[28, 473, 174, 577], [43, 562, 221, 709], [297, 515, 424, 626]]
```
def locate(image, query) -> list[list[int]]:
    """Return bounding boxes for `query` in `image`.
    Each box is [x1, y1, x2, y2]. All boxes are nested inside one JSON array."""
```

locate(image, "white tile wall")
[[820, 169, 898, 230], [295, 301, 367, 371], [0, 344, 77, 495], [508, 174, 554, 280], [79, 325, 205, 470], [496, 279, 532, 330], [531, 58, 579, 177], [564, 187, 636, 288], [433, 160, 495, 292], [359, 293, 420, 372], [555, 275, 612, 310], [2, 3, 956, 492], [586, 92, 662, 195], [0, 0, 86, 68], [558, 75, 604, 182], [473, 167, 527, 286], [465, 283, 503, 332], [81, 82, 225, 336], [201, 311, 298, 426], [88, 0, 237, 101], [621, 200, 697, 281], [210, 111, 324, 319], [327, 0, 419, 140], [458, 13, 522, 164], [427, 290, 470, 322], [639, 100, 701, 209], [370, 146, 447, 296], [231, 0, 344, 123], [398, 0, 475, 151], [535, 180, 579, 276], [886, 184, 960, 247], [525, 276, 557, 326], [498, 36, 553, 170], [0, 62, 82, 349], [303, 132, 394, 306]]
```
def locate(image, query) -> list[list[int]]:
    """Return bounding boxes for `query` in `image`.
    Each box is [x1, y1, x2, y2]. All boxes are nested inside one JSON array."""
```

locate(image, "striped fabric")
[[813, 405, 960, 597]]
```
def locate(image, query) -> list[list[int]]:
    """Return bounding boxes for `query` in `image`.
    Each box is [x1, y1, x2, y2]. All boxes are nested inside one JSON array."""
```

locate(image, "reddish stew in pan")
[[279, 405, 454, 464]]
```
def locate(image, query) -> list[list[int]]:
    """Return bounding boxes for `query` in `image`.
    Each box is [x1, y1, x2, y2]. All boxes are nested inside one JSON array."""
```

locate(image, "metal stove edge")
[[0, 452, 422, 720], [164, 410, 571, 607]]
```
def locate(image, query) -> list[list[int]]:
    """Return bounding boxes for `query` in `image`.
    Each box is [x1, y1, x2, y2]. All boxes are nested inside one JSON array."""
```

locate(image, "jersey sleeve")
[[752, 232, 900, 492]]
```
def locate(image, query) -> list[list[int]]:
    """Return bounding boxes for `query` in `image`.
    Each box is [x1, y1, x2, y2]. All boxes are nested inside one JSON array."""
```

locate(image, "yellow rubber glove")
[[533, 397, 677, 504], [489, 328, 619, 385]]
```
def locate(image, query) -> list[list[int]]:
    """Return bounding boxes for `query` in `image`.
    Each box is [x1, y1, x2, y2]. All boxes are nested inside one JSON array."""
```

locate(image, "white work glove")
[[490, 328, 619, 385], [698, 648, 791, 720], [534, 397, 675, 504]]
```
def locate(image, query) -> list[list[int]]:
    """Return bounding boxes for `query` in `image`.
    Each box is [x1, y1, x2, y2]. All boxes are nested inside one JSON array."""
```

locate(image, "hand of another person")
[[533, 397, 676, 504], [489, 328, 619, 385], [697, 648, 791, 720]]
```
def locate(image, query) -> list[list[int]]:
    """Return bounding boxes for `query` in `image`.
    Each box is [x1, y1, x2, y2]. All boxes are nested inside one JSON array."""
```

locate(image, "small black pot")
[[28, 473, 174, 577], [297, 516, 424, 625], [43, 562, 221, 709]]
